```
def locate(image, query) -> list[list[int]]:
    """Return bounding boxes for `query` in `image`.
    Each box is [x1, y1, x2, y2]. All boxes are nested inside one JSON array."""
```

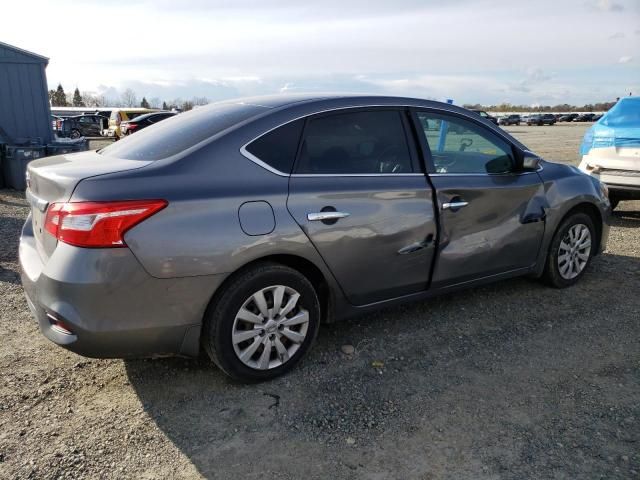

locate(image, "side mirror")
[[521, 151, 542, 170]]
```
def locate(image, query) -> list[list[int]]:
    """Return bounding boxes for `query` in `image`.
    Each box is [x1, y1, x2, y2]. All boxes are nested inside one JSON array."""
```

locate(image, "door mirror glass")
[[522, 151, 541, 170]]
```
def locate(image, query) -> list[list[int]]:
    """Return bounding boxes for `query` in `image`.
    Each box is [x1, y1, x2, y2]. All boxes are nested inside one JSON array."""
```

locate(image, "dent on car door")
[[286, 109, 437, 305], [413, 110, 547, 288]]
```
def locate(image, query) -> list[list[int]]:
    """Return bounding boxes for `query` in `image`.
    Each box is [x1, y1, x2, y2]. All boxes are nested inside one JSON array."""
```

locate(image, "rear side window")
[[99, 102, 267, 160], [296, 110, 413, 174], [245, 119, 304, 173]]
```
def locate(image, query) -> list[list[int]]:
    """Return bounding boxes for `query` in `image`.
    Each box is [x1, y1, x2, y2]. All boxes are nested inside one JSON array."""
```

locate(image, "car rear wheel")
[[542, 212, 596, 288], [70, 129, 81, 139], [202, 263, 320, 382]]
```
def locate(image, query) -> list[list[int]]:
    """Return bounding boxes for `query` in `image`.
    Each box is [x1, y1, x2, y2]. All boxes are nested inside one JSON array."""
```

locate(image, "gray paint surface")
[[0, 42, 52, 144], [19, 94, 611, 361]]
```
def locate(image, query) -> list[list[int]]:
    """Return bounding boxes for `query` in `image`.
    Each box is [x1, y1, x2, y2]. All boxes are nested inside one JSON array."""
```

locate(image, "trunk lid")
[[26, 150, 153, 260]]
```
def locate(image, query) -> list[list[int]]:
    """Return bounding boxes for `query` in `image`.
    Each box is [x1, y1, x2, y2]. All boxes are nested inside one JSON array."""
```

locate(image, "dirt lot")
[[1, 124, 638, 479]]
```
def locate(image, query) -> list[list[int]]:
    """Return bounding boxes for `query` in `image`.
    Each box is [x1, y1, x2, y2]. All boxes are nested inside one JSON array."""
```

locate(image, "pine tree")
[[72, 88, 85, 107], [53, 84, 68, 107], [140, 97, 150, 108], [162, 101, 169, 110]]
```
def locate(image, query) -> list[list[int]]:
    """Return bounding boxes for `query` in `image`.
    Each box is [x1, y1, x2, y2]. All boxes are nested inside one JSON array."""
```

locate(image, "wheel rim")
[[558, 223, 591, 280], [232, 285, 309, 370]]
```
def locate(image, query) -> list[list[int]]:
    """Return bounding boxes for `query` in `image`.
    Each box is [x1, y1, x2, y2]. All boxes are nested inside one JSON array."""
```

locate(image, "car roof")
[[200, 93, 497, 121]]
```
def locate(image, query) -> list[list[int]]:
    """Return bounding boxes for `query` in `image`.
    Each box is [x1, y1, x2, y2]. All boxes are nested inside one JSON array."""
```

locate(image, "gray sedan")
[[20, 95, 611, 382]]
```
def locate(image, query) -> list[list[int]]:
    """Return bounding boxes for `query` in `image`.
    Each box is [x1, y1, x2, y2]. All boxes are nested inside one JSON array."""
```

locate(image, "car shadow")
[[124, 251, 640, 478], [612, 207, 640, 227]]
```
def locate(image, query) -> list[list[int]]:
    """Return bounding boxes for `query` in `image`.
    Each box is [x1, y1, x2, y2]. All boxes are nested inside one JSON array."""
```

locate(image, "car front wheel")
[[202, 263, 321, 382], [542, 212, 596, 288]]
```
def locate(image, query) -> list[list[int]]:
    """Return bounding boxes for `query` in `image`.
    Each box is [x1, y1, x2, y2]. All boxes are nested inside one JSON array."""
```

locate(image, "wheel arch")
[[559, 201, 603, 255], [203, 253, 334, 329]]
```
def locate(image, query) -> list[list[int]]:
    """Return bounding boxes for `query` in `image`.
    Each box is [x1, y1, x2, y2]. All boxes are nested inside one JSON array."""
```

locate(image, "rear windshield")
[[99, 102, 267, 160]]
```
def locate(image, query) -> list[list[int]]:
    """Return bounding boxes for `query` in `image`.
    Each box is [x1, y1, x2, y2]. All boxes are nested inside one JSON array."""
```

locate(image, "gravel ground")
[[1, 124, 638, 479]]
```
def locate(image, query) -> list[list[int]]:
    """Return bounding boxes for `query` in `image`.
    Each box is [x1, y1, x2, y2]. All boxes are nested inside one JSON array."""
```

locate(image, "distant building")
[[0, 41, 53, 144]]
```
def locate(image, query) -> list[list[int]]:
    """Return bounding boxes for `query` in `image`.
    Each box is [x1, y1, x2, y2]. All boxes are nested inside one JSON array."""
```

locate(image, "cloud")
[[591, 0, 624, 11], [619, 56, 633, 63], [279, 82, 295, 93], [608, 31, 625, 39]]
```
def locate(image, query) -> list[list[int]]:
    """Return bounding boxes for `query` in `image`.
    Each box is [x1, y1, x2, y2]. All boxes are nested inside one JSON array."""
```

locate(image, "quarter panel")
[[72, 139, 338, 285], [533, 161, 610, 271]]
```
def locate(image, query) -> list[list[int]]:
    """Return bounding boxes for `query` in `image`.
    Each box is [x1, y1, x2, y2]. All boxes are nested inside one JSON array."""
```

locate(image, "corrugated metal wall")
[[0, 43, 52, 144]]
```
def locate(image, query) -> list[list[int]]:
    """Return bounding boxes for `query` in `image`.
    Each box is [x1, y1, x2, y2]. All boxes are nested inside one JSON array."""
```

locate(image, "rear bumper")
[[19, 216, 222, 358]]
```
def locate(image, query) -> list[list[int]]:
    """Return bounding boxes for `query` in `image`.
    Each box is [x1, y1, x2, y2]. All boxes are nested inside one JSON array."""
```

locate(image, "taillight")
[[128, 123, 138, 130], [44, 200, 167, 248]]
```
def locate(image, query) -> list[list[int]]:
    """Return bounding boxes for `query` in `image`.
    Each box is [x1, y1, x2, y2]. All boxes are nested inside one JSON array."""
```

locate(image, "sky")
[[3, 0, 639, 106]]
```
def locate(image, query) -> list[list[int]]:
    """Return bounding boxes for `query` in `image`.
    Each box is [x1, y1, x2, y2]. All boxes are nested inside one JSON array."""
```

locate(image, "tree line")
[[48, 84, 209, 111], [462, 101, 618, 112]]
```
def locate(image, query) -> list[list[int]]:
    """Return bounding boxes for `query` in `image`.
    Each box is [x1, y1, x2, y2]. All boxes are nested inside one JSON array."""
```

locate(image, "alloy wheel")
[[557, 223, 591, 280], [231, 285, 309, 370]]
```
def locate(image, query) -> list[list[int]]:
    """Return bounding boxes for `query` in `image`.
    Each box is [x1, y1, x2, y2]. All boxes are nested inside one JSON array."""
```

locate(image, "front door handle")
[[442, 201, 469, 211], [307, 211, 350, 222]]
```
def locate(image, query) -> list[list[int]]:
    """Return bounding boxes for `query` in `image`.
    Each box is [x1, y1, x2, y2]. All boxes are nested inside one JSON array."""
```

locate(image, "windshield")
[[600, 98, 640, 128], [99, 102, 268, 160]]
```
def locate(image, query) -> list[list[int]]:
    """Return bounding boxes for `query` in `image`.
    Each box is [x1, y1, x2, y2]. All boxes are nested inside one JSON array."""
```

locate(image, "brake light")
[[44, 200, 167, 248], [127, 123, 138, 130]]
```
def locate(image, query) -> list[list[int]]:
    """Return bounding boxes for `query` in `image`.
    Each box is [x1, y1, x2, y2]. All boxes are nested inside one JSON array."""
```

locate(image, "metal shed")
[[0, 41, 52, 144]]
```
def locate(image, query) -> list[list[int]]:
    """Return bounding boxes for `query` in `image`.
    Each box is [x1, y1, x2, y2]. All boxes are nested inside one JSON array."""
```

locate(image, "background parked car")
[[106, 108, 157, 139], [558, 113, 579, 122], [527, 114, 556, 126], [499, 114, 521, 126], [120, 111, 176, 136], [579, 96, 640, 209], [471, 109, 499, 125], [51, 115, 63, 134], [59, 114, 108, 138], [574, 113, 596, 122]]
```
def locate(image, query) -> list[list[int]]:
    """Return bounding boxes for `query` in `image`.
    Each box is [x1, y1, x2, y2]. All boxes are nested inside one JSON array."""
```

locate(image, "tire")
[[70, 129, 81, 139], [542, 212, 596, 288], [202, 263, 321, 382]]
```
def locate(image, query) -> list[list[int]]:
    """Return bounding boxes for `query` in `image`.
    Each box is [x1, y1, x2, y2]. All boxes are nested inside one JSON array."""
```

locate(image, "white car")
[[578, 97, 640, 209]]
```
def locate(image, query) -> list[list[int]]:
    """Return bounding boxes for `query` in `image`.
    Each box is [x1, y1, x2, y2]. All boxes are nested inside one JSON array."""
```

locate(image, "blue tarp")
[[580, 97, 640, 155]]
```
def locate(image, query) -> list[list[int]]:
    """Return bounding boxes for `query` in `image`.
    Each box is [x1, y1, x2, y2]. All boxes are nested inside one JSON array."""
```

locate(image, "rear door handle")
[[442, 201, 469, 211], [307, 211, 350, 222]]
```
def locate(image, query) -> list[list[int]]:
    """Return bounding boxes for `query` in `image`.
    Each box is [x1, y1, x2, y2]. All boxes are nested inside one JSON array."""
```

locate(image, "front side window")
[[296, 110, 413, 174], [416, 112, 514, 174]]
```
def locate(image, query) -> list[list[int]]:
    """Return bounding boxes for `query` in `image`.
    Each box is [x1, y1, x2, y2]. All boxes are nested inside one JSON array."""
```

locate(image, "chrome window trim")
[[291, 173, 425, 178], [239, 103, 531, 177], [239, 145, 291, 177], [429, 164, 544, 177]]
